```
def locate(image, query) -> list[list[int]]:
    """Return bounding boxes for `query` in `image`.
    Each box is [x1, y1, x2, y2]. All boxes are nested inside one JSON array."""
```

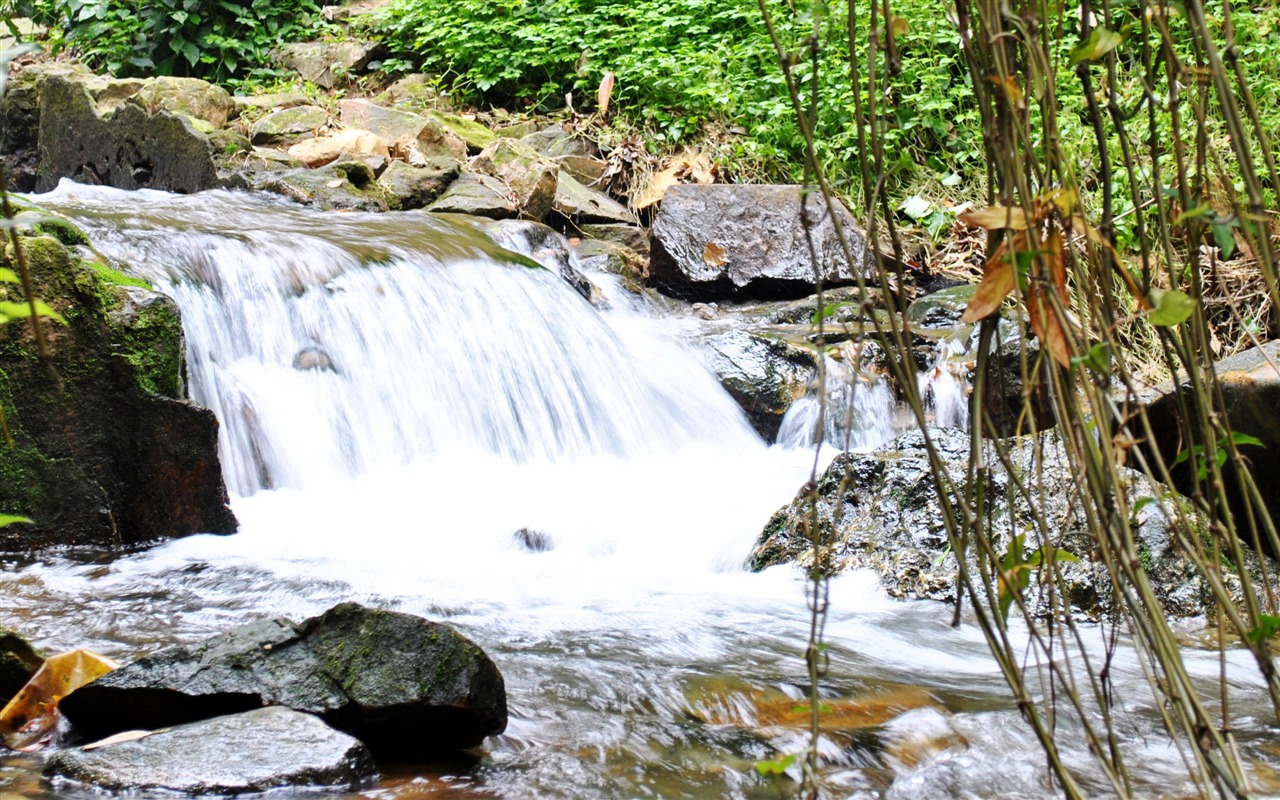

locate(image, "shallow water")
[[1, 183, 1277, 799]]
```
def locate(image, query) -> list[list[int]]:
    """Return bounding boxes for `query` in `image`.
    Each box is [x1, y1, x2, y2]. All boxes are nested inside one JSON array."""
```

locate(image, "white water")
[[2, 183, 1277, 799]]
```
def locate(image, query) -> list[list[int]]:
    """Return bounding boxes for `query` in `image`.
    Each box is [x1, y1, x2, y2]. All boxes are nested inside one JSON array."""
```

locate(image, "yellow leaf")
[[888, 15, 910, 37], [633, 152, 717, 209], [703, 242, 728, 268], [961, 242, 1016, 322], [0, 649, 120, 750], [959, 206, 1031, 230], [989, 75, 1024, 107]]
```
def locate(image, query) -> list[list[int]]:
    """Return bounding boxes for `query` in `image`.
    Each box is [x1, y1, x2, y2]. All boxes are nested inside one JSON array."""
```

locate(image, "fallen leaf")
[[703, 242, 728, 267], [961, 241, 1016, 322], [633, 152, 717, 209], [597, 72, 615, 118], [82, 728, 171, 750], [959, 206, 1031, 230], [325, 179, 344, 188], [0, 649, 120, 750]]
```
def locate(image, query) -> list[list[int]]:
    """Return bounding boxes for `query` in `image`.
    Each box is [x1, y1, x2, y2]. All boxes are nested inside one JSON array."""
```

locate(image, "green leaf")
[[1173, 203, 1211, 225], [812, 301, 851, 325], [1211, 222, 1237, 259], [1070, 341, 1112, 376], [0, 269, 20, 284], [0, 301, 68, 325], [0, 514, 33, 527], [1069, 25, 1125, 66], [900, 195, 932, 220], [754, 753, 797, 775], [1133, 496, 1157, 514], [1228, 432, 1265, 449], [1147, 289, 1196, 327], [1247, 613, 1280, 643]]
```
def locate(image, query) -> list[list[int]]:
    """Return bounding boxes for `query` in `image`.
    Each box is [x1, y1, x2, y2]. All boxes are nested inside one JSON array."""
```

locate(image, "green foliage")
[[32, 0, 325, 82]]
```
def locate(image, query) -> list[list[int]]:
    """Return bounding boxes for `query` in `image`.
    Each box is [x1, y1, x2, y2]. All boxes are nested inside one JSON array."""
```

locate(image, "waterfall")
[[38, 182, 759, 497]]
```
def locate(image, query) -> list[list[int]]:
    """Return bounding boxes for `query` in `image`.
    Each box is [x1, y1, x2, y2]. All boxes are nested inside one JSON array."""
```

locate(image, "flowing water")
[[1, 183, 1277, 799]]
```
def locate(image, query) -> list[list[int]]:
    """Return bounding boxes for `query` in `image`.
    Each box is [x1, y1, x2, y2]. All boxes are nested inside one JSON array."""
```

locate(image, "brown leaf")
[[82, 728, 171, 750], [597, 72, 615, 118], [1026, 232, 1073, 368], [959, 206, 1031, 230], [1046, 230, 1068, 302], [961, 241, 1016, 322], [633, 152, 717, 209], [0, 649, 120, 750], [1069, 214, 1151, 310], [703, 242, 728, 268]]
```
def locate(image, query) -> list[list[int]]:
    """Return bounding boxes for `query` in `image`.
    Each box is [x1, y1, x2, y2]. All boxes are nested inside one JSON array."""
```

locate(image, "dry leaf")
[[1026, 231, 1074, 367], [633, 152, 717, 209], [0, 649, 119, 750], [960, 206, 1031, 230], [703, 242, 728, 268], [82, 728, 170, 751], [961, 240, 1016, 322], [597, 72, 615, 118]]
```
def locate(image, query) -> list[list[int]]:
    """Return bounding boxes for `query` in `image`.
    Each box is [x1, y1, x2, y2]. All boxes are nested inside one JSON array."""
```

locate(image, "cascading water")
[[1, 182, 1277, 799]]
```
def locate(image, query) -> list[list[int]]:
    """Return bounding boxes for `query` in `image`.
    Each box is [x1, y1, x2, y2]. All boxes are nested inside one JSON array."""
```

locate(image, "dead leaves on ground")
[[0, 649, 119, 751]]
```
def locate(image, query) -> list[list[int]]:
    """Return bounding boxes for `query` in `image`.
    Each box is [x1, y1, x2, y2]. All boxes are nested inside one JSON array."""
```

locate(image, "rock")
[[0, 629, 44, 704], [519, 124, 599, 158], [1142, 340, 1280, 553], [748, 427, 1224, 619], [45, 707, 376, 795], [428, 173, 518, 218], [339, 99, 452, 152], [374, 74, 452, 111], [425, 111, 497, 152], [273, 41, 379, 89], [377, 158, 461, 211], [556, 154, 608, 185], [480, 219, 595, 302], [249, 104, 329, 144], [293, 346, 336, 373], [703, 331, 815, 441], [133, 77, 237, 129], [0, 236, 236, 550], [60, 602, 508, 753], [579, 223, 650, 257], [570, 239, 647, 290], [231, 92, 312, 114], [246, 163, 388, 212], [473, 140, 559, 220], [34, 73, 218, 193], [553, 171, 638, 224], [513, 527, 553, 552], [287, 129, 388, 168], [648, 184, 873, 301]]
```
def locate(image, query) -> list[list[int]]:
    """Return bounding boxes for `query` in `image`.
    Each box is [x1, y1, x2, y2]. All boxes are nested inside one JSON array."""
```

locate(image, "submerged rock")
[[45, 706, 376, 795], [60, 603, 508, 753], [0, 235, 235, 550], [649, 184, 873, 301]]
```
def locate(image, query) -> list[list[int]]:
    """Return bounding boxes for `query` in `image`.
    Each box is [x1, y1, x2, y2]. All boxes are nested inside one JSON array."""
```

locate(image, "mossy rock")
[[0, 627, 44, 703]]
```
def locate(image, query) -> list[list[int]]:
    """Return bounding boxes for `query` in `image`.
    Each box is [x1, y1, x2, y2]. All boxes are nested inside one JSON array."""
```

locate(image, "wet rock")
[[60, 603, 508, 753], [556, 154, 608, 185], [0, 629, 44, 704], [273, 41, 380, 90], [293, 346, 336, 373], [0, 236, 235, 550], [133, 77, 236, 129], [287, 128, 388, 169], [553, 171, 638, 225], [249, 104, 329, 144], [703, 330, 815, 441], [480, 219, 595, 302], [377, 158, 460, 211], [429, 173, 518, 218], [34, 73, 217, 193], [748, 426, 1225, 619], [579, 223, 650, 258], [472, 140, 559, 221], [570, 239, 647, 291], [45, 706, 376, 795], [513, 527, 553, 552], [246, 163, 388, 212], [649, 184, 873, 301], [1142, 340, 1280, 553]]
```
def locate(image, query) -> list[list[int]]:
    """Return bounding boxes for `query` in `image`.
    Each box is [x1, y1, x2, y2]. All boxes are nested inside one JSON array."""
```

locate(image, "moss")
[[115, 299, 185, 398], [31, 218, 90, 248], [91, 263, 153, 293]]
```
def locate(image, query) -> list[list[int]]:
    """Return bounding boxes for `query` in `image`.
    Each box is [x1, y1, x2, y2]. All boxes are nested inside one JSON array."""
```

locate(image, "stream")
[[1, 183, 1278, 799]]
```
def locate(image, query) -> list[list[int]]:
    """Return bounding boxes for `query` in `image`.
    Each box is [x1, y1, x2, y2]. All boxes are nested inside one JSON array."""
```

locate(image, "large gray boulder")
[[703, 330, 814, 441], [649, 184, 873, 301], [377, 158, 461, 211], [749, 427, 1228, 619], [35, 73, 218, 193], [46, 707, 376, 795], [60, 603, 507, 754]]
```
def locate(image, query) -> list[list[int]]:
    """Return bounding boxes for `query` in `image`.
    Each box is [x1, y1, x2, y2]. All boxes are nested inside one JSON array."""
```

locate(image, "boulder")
[[519, 124, 599, 158], [579, 223, 650, 257], [246, 163, 388, 212], [556, 154, 608, 185], [429, 173, 518, 218], [425, 111, 497, 152], [45, 707, 375, 795], [570, 239, 647, 292], [249, 104, 328, 144], [473, 140, 559, 220], [133, 77, 237, 129], [273, 41, 379, 89], [60, 603, 507, 753], [232, 92, 312, 114], [1142, 340, 1280, 552], [338, 99, 456, 152], [479, 219, 596, 301], [0, 629, 44, 703], [648, 184, 873, 301], [287, 129, 388, 168], [374, 73, 452, 111], [748, 427, 1223, 619], [34, 73, 218, 193], [377, 158, 461, 211], [703, 331, 815, 441], [553, 171, 638, 225], [0, 235, 235, 550]]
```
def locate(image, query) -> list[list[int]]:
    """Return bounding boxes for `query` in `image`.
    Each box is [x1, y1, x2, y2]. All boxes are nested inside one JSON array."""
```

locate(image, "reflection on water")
[[0, 183, 1275, 799]]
